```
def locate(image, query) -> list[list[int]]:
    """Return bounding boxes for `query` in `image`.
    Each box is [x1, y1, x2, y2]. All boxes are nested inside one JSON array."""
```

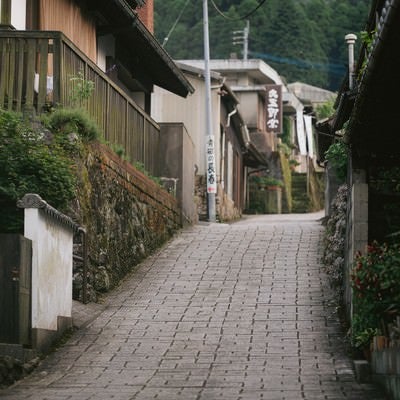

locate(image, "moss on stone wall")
[[308, 160, 325, 212], [279, 150, 293, 213], [70, 143, 181, 301]]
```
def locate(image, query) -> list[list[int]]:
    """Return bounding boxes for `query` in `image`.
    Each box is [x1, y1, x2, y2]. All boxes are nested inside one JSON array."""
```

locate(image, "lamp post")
[[203, 0, 216, 222]]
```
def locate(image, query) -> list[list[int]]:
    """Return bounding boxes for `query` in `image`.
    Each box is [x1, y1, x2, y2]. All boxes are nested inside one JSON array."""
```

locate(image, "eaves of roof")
[[130, 17, 194, 97], [176, 61, 222, 82], [88, 0, 194, 97], [179, 59, 284, 86]]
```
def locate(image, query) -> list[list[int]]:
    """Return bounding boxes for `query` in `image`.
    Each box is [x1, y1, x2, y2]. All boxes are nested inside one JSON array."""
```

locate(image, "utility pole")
[[203, 0, 216, 222], [243, 20, 249, 60], [232, 20, 250, 60]]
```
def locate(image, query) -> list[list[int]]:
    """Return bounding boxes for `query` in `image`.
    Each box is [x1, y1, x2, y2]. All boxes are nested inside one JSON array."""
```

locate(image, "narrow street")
[[0, 213, 386, 400]]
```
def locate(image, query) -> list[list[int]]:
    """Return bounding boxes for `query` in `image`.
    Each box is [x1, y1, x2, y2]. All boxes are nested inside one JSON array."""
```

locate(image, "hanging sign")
[[265, 84, 282, 133], [206, 135, 217, 194]]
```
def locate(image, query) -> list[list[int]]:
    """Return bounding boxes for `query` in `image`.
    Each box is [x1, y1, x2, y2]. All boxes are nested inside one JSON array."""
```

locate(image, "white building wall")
[[97, 34, 115, 73], [236, 92, 258, 128], [9, 0, 26, 29], [152, 76, 221, 176], [24, 209, 73, 331]]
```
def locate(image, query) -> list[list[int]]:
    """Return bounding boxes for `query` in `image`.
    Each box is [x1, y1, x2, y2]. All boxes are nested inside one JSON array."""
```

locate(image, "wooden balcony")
[[0, 30, 160, 176]]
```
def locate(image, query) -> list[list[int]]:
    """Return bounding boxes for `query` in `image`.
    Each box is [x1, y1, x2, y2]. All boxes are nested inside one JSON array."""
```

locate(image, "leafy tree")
[[154, 0, 371, 90]]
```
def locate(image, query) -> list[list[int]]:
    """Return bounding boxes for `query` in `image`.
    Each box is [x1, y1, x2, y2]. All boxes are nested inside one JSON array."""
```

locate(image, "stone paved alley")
[[0, 212, 387, 400]]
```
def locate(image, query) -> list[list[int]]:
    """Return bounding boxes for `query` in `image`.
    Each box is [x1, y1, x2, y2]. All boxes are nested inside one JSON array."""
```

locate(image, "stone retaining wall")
[[71, 142, 181, 300]]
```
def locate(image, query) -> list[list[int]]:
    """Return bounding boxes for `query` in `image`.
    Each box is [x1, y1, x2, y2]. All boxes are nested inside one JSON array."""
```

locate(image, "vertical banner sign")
[[265, 84, 282, 133], [206, 135, 217, 194]]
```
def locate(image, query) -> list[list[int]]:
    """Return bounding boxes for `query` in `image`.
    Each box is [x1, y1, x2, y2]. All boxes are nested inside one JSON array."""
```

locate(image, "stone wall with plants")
[[0, 108, 181, 302], [70, 142, 181, 301], [323, 184, 348, 301]]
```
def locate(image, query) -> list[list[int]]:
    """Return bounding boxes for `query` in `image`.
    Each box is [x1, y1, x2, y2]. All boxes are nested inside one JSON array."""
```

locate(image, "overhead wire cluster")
[[161, 0, 342, 77], [210, 0, 267, 20], [162, 0, 267, 47]]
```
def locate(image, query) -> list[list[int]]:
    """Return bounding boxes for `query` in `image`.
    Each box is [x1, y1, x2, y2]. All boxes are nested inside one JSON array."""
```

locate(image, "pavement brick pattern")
[[0, 213, 387, 400]]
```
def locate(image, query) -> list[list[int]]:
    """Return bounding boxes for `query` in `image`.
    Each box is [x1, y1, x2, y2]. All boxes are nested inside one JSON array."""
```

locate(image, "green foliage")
[[281, 116, 292, 146], [44, 108, 100, 142], [133, 161, 162, 186], [360, 30, 376, 54], [69, 70, 95, 107], [277, 142, 291, 158], [250, 175, 283, 188], [111, 144, 127, 160], [351, 242, 400, 348], [279, 150, 292, 212], [0, 110, 76, 232], [359, 30, 376, 77], [315, 97, 336, 120], [155, 0, 370, 90], [324, 140, 348, 182]]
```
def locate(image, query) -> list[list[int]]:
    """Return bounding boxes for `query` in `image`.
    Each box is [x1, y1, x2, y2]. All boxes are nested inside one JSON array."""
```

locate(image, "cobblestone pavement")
[[0, 212, 387, 400]]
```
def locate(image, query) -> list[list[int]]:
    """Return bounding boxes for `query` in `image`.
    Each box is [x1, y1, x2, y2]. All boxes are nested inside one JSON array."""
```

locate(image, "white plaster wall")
[[97, 34, 115, 73], [24, 209, 73, 331], [11, 0, 26, 30], [236, 92, 258, 128]]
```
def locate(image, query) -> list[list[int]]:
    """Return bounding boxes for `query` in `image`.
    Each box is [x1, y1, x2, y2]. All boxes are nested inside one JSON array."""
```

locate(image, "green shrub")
[[315, 97, 335, 120], [325, 140, 348, 182], [250, 176, 283, 188], [0, 110, 76, 232], [351, 242, 400, 348], [44, 108, 100, 142], [69, 70, 95, 107]]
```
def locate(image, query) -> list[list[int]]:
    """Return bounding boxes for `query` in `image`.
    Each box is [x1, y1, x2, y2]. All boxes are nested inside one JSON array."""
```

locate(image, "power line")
[[162, 0, 191, 48], [249, 51, 346, 75], [210, 0, 267, 21]]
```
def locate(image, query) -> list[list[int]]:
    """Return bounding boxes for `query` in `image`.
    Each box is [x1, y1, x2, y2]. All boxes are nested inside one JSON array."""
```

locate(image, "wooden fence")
[[0, 31, 160, 176]]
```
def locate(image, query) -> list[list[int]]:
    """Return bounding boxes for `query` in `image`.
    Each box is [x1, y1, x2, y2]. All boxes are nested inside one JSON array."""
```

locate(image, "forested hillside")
[[154, 0, 370, 90]]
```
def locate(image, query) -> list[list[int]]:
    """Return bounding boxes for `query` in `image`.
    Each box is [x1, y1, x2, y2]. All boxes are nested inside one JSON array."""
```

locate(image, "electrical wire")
[[249, 50, 346, 76], [162, 0, 191, 48], [210, 0, 267, 21]]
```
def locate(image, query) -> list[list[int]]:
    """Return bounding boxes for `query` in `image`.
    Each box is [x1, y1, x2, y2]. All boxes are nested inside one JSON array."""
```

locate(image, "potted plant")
[[351, 242, 400, 356], [259, 176, 284, 190], [289, 159, 300, 171]]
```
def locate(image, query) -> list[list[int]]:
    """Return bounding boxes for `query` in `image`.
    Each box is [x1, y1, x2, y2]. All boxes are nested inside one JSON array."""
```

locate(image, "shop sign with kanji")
[[206, 135, 217, 194], [266, 84, 282, 133]]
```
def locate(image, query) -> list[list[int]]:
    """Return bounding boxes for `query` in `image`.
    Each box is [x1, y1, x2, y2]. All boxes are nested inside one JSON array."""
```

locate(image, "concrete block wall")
[[158, 123, 197, 225]]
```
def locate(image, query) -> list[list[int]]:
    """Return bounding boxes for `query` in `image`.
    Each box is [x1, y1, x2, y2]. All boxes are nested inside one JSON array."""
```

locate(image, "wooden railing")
[[0, 31, 160, 176]]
